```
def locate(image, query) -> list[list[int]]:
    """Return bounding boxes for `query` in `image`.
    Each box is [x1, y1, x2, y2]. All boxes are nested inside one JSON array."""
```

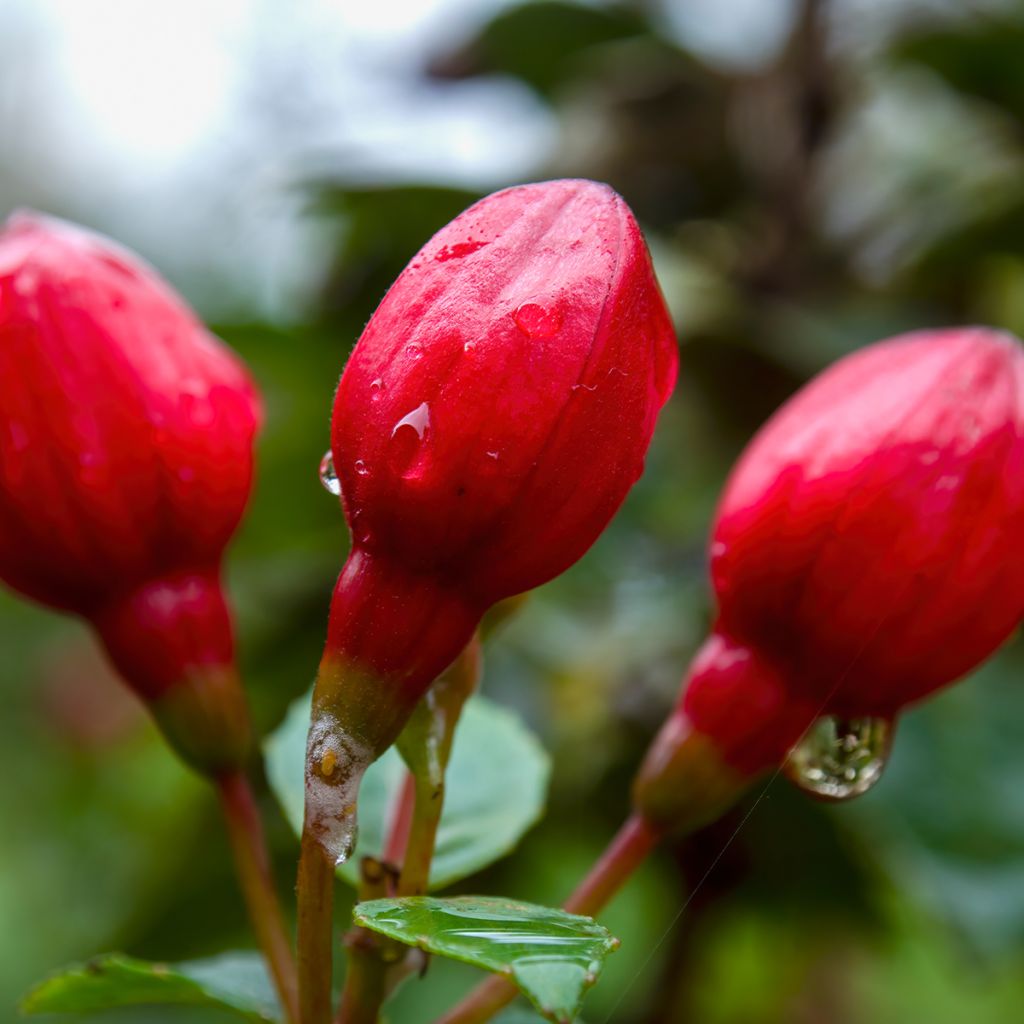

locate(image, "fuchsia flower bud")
[[308, 179, 678, 860], [0, 212, 260, 774], [635, 327, 1024, 828]]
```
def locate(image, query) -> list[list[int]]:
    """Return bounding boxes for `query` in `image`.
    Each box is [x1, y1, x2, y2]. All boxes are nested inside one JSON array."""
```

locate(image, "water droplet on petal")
[[391, 402, 431, 441], [463, 340, 477, 353], [319, 450, 341, 496], [514, 302, 562, 339], [406, 343, 423, 359], [785, 715, 893, 801], [486, 450, 499, 460], [370, 378, 384, 400], [354, 459, 369, 477], [389, 403, 432, 477]]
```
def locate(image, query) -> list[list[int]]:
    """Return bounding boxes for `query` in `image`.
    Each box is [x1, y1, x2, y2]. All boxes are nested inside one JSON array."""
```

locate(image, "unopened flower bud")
[[0, 213, 260, 774], [309, 179, 678, 860], [636, 328, 1024, 827]]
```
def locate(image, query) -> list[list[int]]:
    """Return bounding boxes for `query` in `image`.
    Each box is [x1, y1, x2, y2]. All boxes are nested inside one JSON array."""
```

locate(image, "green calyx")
[[149, 665, 253, 777]]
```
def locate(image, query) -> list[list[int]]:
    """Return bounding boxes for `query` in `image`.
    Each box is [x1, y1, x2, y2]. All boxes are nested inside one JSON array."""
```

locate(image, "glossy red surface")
[[0, 212, 260, 701], [683, 328, 1024, 774], [322, 179, 678, 751]]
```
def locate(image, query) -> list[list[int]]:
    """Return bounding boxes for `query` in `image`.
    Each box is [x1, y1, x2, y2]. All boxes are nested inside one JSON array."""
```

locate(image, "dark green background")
[[3, 2, 1024, 1021]]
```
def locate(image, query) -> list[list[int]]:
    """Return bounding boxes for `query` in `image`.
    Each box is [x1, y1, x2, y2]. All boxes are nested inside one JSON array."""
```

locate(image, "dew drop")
[[389, 402, 432, 477], [369, 378, 384, 400], [391, 402, 431, 441], [354, 459, 370, 477], [406, 343, 423, 359], [463, 341, 477, 353], [514, 302, 562, 339], [486, 450, 499, 460], [784, 715, 893, 801], [319, 450, 341, 496]]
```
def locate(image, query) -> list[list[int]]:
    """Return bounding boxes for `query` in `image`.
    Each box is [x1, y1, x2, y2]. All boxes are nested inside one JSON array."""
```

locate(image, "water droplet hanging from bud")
[[319, 450, 341, 496], [784, 715, 893, 801]]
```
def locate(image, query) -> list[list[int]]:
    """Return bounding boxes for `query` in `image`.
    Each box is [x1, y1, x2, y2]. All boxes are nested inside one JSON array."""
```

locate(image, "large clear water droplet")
[[319, 450, 341, 496], [784, 715, 893, 802]]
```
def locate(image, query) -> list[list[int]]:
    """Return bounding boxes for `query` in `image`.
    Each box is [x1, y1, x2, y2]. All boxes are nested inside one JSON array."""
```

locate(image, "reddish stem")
[[383, 771, 417, 870], [216, 771, 300, 1024], [297, 829, 336, 1024]]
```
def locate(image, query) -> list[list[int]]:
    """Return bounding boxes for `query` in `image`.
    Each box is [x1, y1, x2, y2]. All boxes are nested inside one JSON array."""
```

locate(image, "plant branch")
[[335, 636, 483, 1023], [297, 828, 337, 1024], [216, 770, 300, 1024]]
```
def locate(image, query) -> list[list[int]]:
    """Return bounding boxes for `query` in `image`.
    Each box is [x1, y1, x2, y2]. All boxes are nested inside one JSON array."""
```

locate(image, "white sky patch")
[[0, 0, 555, 319], [42, 0, 244, 166]]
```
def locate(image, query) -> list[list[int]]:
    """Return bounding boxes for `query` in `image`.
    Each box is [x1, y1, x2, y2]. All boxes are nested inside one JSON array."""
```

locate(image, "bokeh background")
[[3, 0, 1024, 1021]]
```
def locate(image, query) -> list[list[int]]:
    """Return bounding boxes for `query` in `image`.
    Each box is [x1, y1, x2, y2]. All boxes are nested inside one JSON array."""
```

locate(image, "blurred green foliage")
[[4, 1, 1024, 1021]]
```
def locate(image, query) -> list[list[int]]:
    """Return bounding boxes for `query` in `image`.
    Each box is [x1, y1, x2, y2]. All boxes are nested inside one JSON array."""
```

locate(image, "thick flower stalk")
[[298, 179, 677, 1024], [0, 213, 297, 1022], [635, 326, 1024, 829]]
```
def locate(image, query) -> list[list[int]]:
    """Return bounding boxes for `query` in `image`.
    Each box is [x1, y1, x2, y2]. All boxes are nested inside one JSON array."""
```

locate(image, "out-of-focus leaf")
[[264, 692, 550, 890], [892, 20, 1024, 120], [494, 1010, 586, 1024], [307, 185, 481, 323], [354, 896, 618, 1023], [428, 1, 651, 99], [838, 649, 1024, 958], [20, 952, 279, 1021]]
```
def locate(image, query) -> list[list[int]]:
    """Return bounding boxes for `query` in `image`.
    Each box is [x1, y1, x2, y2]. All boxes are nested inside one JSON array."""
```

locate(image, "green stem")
[[398, 771, 445, 896], [216, 771, 300, 1024], [335, 940, 390, 1024], [335, 637, 482, 1023], [297, 828, 336, 1024], [434, 814, 662, 1024]]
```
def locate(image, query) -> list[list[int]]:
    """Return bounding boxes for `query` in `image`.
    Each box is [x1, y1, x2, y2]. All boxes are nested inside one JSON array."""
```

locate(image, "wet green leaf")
[[264, 692, 550, 890], [20, 952, 279, 1021], [354, 896, 618, 1023]]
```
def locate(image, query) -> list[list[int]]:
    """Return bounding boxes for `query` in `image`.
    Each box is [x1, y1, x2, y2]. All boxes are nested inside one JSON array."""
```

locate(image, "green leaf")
[[264, 692, 550, 890], [494, 1011, 575, 1024], [354, 896, 618, 1023], [20, 952, 279, 1021]]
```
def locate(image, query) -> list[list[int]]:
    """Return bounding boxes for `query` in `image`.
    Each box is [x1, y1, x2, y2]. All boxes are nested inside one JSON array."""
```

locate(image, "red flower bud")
[[0, 212, 260, 773], [308, 179, 677, 860], [636, 327, 1024, 827]]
